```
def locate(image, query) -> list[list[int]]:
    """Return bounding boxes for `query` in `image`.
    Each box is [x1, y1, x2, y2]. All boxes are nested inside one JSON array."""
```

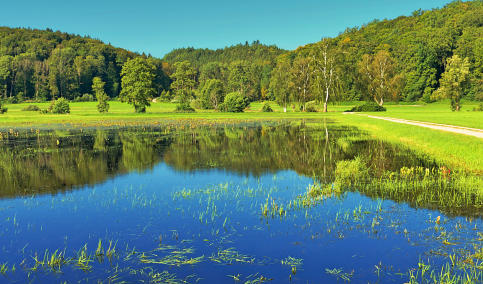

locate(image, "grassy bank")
[[333, 114, 482, 174]]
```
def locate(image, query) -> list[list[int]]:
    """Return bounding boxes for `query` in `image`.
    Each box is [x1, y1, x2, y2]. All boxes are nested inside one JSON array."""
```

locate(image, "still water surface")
[[0, 121, 481, 283]]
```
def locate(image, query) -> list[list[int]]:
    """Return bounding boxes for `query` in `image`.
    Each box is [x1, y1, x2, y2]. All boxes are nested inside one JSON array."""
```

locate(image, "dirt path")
[[361, 115, 483, 139]]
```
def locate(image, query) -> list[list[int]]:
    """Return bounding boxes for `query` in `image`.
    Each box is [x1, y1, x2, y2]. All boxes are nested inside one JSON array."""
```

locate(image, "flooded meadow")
[[0, 120, 481, 283]]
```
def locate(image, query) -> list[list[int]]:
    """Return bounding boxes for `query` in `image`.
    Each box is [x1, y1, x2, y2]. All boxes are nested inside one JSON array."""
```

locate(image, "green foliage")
[[261, 102, 273, 112], [305, 101, 318, 112], [334, 157, 370, 188], [164, 42, 285, 102], [21, 105, 41, 111], [174, 102, 195, 113], [0, 101, 7, 114], [159, 90, 172, 102], [0, 27, 168, 102], [74, 94, 95, 102], [92, 77, 109, 113], [348, 103, 386, 112], [171, 61, 197, 111], [218, 92, 248, 112], [163, 41, 286, 69], [281, 1, 482, 104], [197, 79, 224, 109], [357, 50, 402, 105], [269, 55, 292, 112], [291, 56, 313, 111], [432, 55, 471, 111], [120, 58, 156, 113], [48, 98, 70, 114]]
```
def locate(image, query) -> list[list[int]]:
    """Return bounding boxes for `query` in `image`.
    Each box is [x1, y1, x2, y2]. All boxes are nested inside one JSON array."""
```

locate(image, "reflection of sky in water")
[[1, 161, 481, 283]]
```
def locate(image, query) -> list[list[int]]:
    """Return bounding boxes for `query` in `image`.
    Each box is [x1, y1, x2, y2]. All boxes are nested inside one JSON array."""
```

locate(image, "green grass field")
[[369, 101, 483, 129], [1, 100, 481, 173]]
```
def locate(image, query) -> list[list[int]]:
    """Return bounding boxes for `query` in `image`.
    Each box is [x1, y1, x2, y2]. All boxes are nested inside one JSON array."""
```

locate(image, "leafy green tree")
[[228, 60, 250, 96], [199, 62, 227, 82], [311, 39, 337, 112], [198, 79, 224, 109], [0, 101, 7, 113], [171, 61, 196, 112], [291, 56, 312, 111], [357, 50, 401, 106], [269, 55, 292, 112], [92, 77, 109, 113], [48, 97, 70, 114], [219, 92, 248, 112], [0, 56, 13, 99], [33, 60, 50, 101], [120, 57, 156, 113], [48, 47, 77, 99], [403, 43, 439, 102], [432, 55, 471, 111]]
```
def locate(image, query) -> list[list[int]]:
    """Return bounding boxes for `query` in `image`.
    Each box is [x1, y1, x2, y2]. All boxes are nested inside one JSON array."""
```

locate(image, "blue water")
[[0, 124, 480, 283]]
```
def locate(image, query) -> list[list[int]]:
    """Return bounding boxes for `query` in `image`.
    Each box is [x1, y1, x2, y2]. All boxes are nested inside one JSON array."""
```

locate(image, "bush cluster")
[[46, 98, 70, 114], [348, 102, 386, 112], [305, 101, 318, 112], [218, 92, 249, 112], [0, 101, 7, 114], [74, 94, 95, 102]]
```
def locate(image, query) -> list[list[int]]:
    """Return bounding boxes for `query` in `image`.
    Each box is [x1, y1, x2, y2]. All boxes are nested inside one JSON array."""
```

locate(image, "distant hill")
[[162, 40, 287, 68]]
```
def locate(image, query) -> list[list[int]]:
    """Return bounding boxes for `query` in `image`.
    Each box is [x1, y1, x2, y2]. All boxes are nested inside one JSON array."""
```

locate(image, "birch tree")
[[357, 50, 398, 106], [291, 57, 312, 111], [312, 39, 336, 112]]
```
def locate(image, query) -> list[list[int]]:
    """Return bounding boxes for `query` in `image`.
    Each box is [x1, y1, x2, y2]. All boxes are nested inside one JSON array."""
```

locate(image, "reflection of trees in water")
[[0, 123, 435, 199], [163, 123, 434, 180]]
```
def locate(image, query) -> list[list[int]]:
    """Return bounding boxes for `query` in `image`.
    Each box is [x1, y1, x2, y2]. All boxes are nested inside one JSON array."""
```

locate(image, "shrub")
[[175, 102, 195, 112], [348, 102, 386, 112], [49, 98, 70, 114], [261, 102, 273, 112], [0, 101, 7, 114], [5, 96, 17, 104], [305, 101, 318, 112], [97, 100, 110, 113], [191, 99, 203, 110], [219, 92, 248, 112], [134, 105, 146, 113], [16, 92, 25, 103], [22, 105, 41, 111], [74, 93, 95, 102]]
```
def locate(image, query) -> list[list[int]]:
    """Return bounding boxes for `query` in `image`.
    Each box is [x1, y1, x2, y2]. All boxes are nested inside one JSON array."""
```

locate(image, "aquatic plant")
[[325, 267, 354, 282], [209, 248, 255, 264], [261, 196, 286, 218]]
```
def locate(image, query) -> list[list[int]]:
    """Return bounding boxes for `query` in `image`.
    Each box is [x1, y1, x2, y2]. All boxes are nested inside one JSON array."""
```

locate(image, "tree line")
[[0, 0, 481, 112], [0, 27, 170, 103]]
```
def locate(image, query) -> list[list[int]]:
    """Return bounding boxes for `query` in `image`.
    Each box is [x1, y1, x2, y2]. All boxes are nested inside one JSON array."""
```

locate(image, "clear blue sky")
[[2, 0, 454, 58]]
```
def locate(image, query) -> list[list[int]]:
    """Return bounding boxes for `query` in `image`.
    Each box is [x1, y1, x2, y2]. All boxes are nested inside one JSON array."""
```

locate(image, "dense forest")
[[0, 0, 481, 111], [284, 0, 482, 106], [0, 27, 170, 102]]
